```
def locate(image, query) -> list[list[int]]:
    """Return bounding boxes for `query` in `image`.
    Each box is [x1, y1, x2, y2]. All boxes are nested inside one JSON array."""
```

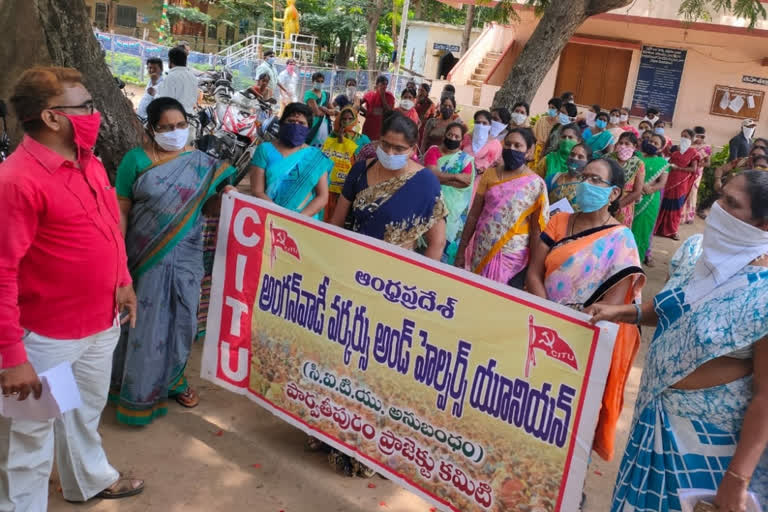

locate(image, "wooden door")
[[555, 43, 632, 109]]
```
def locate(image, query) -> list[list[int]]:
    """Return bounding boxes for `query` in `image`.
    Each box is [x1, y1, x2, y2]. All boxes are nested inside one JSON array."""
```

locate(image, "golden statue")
[[274, 0, 300, 58]]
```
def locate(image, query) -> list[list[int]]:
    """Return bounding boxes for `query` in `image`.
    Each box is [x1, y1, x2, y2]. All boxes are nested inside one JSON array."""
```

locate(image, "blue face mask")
[[548, 108, 558, 117], [595, 119, 607, 129], [654, 127, 665, 135], [267, 57, 276, 65], [573, 181, 615, 213], [278, 122, 309, 147], [558, 113, 571, 125], [376, 144, 410, 170]]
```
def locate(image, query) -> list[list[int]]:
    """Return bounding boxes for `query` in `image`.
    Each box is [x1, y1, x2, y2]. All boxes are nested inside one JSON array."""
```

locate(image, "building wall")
[[491, 9, 768, 148], [404, 21, 481, 79]]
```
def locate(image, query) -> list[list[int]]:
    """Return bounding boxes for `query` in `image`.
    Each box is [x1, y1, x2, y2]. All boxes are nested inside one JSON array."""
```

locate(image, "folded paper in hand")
[[679, 488, 763, 512], [0, 363, 82, 421], [550, 198, 575, 216]]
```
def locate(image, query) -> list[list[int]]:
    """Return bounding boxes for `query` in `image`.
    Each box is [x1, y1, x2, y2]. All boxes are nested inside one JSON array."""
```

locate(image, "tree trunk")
[[412, 0, 423, 20], [366, 0, 384, 82], [335, 36, 352, 66], [0, 0, 142, 179], [491, 0, 632, 109], [460, 4, 475, 57]]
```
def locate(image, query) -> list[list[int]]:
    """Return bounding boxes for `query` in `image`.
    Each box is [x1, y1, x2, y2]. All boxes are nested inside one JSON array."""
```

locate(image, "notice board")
[[630, 45, 687, 122], [710, 85, 764, 121]]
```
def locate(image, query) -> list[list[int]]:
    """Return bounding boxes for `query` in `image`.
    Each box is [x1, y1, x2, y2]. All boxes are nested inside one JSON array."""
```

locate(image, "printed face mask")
[[501, 148, 526, 171], [617, 145, 635, 161]]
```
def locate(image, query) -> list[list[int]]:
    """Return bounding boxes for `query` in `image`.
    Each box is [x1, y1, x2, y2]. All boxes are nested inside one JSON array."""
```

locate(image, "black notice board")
[[630, 46, 687, 122]]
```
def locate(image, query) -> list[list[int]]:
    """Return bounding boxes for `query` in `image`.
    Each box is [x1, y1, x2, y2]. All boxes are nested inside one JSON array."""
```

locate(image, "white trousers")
[[0, 325, 121, 511]]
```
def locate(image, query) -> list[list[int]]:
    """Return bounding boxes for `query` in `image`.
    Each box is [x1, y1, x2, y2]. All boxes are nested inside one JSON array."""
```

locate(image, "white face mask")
[[490, 120, 507, 138], [399, 99, 415, 111], [686, 202, 768, 303], [471, 124, 491, 153], [346, 87, 356, 98], [376, 144, 410, 171], [585, 111, 597, 127], [154, 128, 188, 151], [511, 112, 527, 126], [609, 115, 620, 125], [743, 126, 756, 139], [679, 137, 692, 153], [313, 81, 323, 91], [619, 114, 629, 122]]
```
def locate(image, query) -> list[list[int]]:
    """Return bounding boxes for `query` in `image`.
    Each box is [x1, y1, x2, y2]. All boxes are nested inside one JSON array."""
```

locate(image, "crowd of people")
[[0, 56, 767, 512]]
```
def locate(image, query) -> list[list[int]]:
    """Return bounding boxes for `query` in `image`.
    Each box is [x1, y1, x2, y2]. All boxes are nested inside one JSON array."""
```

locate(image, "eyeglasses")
[[576, 174, 614, 187], [48, 100, 96, 115]]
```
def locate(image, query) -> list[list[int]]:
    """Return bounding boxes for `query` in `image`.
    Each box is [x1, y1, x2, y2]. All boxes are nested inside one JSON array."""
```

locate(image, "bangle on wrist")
[[633, 303, 642, 324], [726, 468, 751, 484]]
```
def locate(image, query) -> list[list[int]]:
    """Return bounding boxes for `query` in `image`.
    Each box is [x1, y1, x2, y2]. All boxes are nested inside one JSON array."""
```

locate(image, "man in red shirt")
[[0, 67, 144, 508], [361, 75, 395, 141]]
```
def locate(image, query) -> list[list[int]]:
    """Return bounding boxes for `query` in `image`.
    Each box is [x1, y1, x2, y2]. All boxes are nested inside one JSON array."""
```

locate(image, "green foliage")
[[698, 144, 729, 208], [301, 0, 367, 50], [109, 53, 143, 80], [678, 0, 767, 28], [377, 32, 394, 58]]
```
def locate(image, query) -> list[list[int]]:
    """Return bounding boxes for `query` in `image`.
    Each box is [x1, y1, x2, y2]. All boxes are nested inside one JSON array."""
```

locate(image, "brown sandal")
[[96, 477, 144, 499], [175, 387, 199, 408]]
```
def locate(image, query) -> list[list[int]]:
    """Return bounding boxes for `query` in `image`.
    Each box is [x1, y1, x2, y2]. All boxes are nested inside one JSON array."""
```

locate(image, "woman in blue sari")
[[588, 171, 768, 512], [330, 112, 447, 257], [583, 111, 615, 158], [249, 102, 332, 219], [113, 97, 235, 425]]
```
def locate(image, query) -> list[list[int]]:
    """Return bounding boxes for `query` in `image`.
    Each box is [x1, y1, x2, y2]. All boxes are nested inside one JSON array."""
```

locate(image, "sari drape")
[[469, 172, 549, 284], [655, 148, 701, 237], [612, 235, 768, 511], [608, 154, 645, 227], [542, 213, 645, 460], [585, 130, 614, 157], [112, 150, 234, 425], [343, 161, 447, 247], [256, 143, 333, 220], [631, 156, 669, 260], [436, 150, 475, 264]]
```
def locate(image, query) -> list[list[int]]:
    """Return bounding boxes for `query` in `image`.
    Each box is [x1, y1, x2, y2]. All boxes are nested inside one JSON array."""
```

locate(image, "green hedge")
[[697, 144, 729, 209]]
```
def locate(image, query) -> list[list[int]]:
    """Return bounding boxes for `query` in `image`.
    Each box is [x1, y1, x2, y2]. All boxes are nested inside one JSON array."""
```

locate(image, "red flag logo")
[[269, 221, 300, 267], [525, 315, 578, 378]]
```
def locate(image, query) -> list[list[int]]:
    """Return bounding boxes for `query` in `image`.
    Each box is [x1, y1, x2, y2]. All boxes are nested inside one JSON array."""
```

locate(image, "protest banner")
[[201, 192, 618, 512]]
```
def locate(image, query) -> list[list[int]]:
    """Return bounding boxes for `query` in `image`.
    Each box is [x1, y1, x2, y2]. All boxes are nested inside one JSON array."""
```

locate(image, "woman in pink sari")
[[682, 125, 711, 223], [455, 127, 549, 289], [654, 129, 701, 240]]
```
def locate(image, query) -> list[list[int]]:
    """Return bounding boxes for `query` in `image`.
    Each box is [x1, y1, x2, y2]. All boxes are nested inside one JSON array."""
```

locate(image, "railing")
[[218, 29, 319, 67]]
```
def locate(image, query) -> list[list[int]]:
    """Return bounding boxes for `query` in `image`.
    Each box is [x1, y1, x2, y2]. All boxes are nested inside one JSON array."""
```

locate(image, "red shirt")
[[0, 136, 131, 368], [362, 90, 395, 141]]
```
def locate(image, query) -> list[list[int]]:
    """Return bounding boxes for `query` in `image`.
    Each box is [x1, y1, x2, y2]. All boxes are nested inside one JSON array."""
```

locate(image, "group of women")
[[113, 90, 768, 511]]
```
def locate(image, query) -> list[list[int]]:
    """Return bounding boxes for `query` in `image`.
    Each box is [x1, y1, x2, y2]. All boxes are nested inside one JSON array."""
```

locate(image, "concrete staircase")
[[466, 51, 502, 105]]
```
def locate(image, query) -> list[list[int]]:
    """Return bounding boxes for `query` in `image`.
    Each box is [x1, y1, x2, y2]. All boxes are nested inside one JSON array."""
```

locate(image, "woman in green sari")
[[304, 72, 335, 147], [112, 97, 236, 425], [631, 132, 669, 265], [423, 121, 476, 263], [249, 102, 332, 219]]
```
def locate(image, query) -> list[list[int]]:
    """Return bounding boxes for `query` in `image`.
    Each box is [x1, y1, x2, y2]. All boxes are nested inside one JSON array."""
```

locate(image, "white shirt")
[[156, 66, 199, 114], [137, 75, 163, 118], [277, 69, 298, 102]]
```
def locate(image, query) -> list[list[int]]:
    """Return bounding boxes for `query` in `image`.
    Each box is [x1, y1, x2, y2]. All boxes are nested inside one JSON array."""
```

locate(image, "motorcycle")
[[0, 100, 9, 162], [197, 89, 279, 188], [198, 67, 233, 102]]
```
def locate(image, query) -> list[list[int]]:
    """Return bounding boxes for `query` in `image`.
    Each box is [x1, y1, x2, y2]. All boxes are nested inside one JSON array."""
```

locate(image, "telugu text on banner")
[[201, 192, 618, 512]]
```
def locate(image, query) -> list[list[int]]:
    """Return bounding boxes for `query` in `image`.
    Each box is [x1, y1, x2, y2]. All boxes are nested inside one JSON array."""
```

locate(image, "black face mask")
[[641, 140, 658, 155], [443, 137, 460, 150], [440, 107, 454, 120], [502, 148, 526, 171]]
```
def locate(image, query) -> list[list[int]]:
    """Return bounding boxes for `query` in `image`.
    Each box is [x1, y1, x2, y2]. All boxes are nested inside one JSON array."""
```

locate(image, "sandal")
[[670, 233, 680, 241], [96, 477, 144, 499], [175, 387, 199, 408]]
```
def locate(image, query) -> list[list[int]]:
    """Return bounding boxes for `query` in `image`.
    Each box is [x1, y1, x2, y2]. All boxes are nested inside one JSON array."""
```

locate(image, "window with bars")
[[115, 5, 137, 28]]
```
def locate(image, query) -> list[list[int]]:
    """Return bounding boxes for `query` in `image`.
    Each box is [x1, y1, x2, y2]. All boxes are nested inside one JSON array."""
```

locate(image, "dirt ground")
[[44, 219, 703, 512], [45, 97, 705, 510]]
